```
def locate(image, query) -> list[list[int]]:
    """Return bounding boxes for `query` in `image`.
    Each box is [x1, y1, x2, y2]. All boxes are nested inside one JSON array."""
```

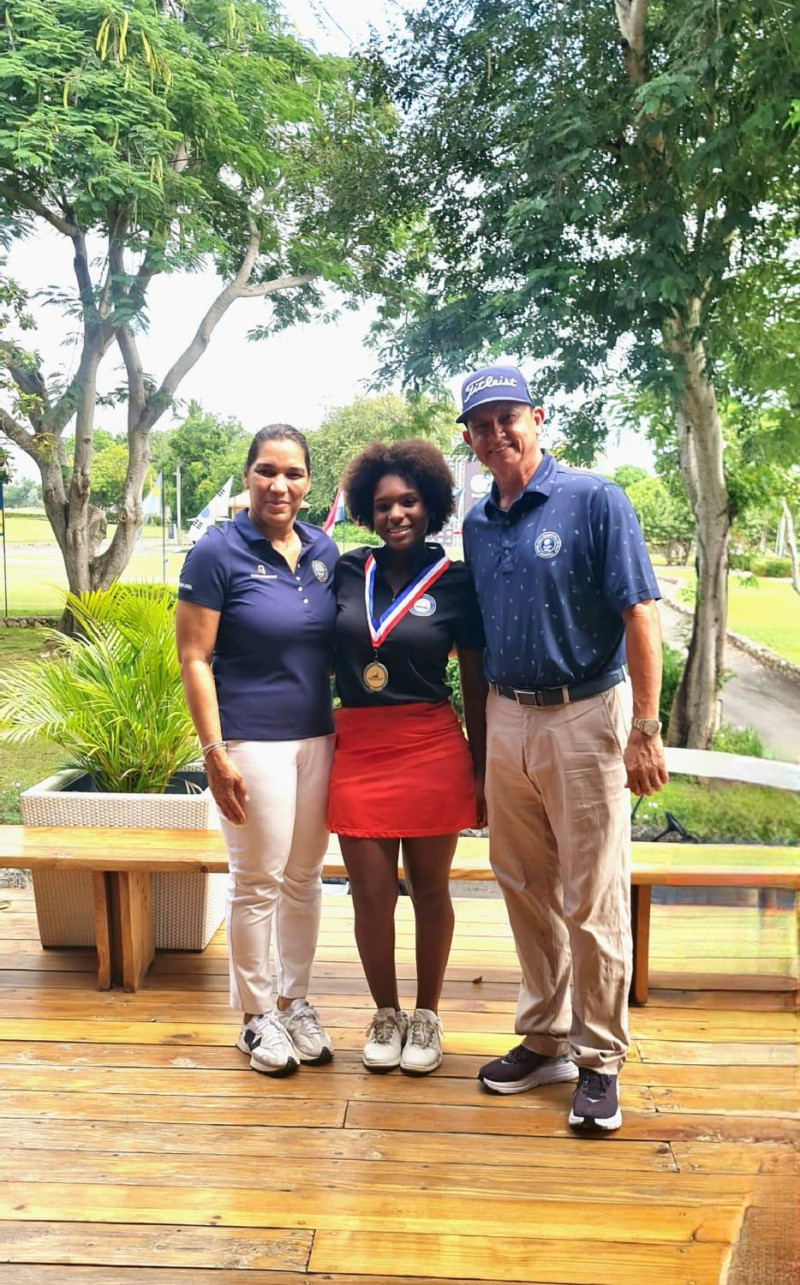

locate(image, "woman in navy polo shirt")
[[176, 425, 338, 1079], [328, 440, 487, 1076]]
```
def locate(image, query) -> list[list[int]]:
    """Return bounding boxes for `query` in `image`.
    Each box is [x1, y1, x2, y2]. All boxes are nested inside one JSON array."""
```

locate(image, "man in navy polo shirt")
[[459, 364, 668, 1132]]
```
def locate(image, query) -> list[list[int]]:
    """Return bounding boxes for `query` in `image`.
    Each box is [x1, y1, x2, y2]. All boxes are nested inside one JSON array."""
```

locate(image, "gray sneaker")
[[273, 999, 334, 1065], [362, 1007, 409, 1072], [236, 1012, 299, 1077], [401, 1008, 443, 1076], [478, 1044, 578, 1095]]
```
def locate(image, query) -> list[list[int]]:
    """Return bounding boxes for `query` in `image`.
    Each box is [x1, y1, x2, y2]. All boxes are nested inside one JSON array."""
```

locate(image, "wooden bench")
[[0, 748, 798, 996]]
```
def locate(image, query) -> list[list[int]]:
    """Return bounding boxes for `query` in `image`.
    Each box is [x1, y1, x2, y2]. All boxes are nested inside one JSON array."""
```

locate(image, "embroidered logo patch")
[[410, 594, 437, 617], [312, 559, 329, 583], [534, 531, 562, 559]]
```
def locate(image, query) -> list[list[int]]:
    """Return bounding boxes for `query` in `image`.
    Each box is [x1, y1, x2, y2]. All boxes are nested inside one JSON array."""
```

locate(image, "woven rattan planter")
[[20, 768, 227, 951]]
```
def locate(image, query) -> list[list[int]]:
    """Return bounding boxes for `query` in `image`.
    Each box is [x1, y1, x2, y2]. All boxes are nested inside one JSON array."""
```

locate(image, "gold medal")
[[363, 660, 389, 692]]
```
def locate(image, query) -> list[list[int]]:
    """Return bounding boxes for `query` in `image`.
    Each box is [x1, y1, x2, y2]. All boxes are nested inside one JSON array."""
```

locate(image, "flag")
[[322, 486, 346, 533], [141, 471, 162, 520], [187, 476, 233, 544]]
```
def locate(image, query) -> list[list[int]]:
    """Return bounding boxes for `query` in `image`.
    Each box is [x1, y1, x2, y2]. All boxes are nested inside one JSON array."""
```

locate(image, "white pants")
[[220, 735, 334, 1014]]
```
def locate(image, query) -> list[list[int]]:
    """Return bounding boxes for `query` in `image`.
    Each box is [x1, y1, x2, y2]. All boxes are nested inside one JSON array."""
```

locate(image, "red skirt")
[[327, 701, 478, 838]]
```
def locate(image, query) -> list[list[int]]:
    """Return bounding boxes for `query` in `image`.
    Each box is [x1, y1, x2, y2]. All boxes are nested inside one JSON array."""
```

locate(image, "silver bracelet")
[[201, 739, 227, 756]]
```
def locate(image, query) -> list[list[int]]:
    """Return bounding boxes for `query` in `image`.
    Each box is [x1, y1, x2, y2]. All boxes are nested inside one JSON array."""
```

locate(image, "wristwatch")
[[631, 717, 662, 736]]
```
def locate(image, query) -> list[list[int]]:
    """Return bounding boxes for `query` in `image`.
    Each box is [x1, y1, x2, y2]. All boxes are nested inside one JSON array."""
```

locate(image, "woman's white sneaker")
[[362, 1007, 409, 1072], [236, 1012, 299, 1077], [273, 998, 334, 1065], [400, 1008, 443, 1075]]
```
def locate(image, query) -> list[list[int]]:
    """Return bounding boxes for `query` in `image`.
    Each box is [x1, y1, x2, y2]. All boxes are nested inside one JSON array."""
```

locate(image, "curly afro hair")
[[343, 439, 455, 535]]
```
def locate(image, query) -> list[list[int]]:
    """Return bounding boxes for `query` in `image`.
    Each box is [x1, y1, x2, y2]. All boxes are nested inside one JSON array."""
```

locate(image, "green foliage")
[[626, 475, 694, 561], [748, 554, 793, 579], [660, 642, 686, 729], [445, 656, 463, 723], [373, 1, 800, 420], [151, 401, 250, 521], [712, 721, 766, 759], [0, 0, 409, 593], [612, 466, 649, 492], [0, 444, 12, 486], [1, 477, 41, 506], [305, 392, 457, 524], [634, 781, 800, 845], [0, 582, 198, 792]]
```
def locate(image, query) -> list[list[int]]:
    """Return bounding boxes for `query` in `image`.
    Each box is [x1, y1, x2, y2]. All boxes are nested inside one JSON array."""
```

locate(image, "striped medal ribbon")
[[362, 551, 450, 691]]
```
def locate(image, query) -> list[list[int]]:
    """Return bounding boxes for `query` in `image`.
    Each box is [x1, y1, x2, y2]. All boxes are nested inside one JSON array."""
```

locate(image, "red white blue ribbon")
[[364, 552, 450, 649]]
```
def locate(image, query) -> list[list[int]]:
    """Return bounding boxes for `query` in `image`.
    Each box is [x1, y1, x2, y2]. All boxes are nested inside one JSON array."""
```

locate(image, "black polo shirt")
[[177, 510, 338, 741], [333, 543, 485, 708]]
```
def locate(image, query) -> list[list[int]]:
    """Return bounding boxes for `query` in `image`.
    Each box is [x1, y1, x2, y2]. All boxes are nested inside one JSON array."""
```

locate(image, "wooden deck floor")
[[0, 886, 797, 1285]]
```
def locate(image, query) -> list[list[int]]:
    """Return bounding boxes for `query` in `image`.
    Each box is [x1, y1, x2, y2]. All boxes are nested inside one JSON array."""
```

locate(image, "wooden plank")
[[0, 1264, 544, 1285], [0, 1222, 311, 1272], [672, 1142, 799, 1176], [345, 1099, 800, 1145], [115, 871, 155, 992], [0, 1148, 752, 1204], [0, 1181, 745, 1244], [0, 1091, 345, 1128], [309, 1230, 732, 1285], [631, 883, 652, 1005], [90, 874, 111, 991], [0, 1118, 679, 1172], [0, 1065, 656, 1113], [636, 1040, 798, 1066]]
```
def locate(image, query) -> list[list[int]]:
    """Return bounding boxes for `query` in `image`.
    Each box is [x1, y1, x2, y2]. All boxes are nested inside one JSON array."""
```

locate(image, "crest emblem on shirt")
[[410, 594, 437, 617], [311, 559, 329, 583], [255, 564, 267, 576], [534, 531, 562, 559]]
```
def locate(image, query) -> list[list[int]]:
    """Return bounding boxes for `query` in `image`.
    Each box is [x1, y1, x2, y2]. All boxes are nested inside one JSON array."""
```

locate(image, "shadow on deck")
[[0, 888, 797, 1285]]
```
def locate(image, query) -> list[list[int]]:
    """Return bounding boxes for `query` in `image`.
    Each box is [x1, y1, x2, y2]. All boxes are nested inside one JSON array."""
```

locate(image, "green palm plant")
[[0, 584, 199, 794]]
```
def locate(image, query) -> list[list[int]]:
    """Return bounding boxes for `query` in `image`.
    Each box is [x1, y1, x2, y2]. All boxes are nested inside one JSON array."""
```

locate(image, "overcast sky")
[[4, 0, 652, 482]]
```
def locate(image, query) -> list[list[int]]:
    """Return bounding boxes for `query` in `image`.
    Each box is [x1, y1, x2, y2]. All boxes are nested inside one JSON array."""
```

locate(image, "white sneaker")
[[362, 1007, 409, 1072], [273, 998, 334, 1065], [236, 1012, 299, 1077], [401, 1008, 443, 1075]]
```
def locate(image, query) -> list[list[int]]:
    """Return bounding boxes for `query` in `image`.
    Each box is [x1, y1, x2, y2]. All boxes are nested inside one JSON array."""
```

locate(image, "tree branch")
[[614, 0, 649, 85], [116, 325, 147, 428], [239, 271, 317, 299], [135, 220, 316, 433], [0, 406, 40, 461], [0, 180, 80, 238]]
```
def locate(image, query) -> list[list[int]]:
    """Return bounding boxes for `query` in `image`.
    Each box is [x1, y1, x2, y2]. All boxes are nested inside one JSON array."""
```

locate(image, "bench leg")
[[109, 871, 156, 992], [92, 872, 113, 991], [630, 884, 652, 1007]]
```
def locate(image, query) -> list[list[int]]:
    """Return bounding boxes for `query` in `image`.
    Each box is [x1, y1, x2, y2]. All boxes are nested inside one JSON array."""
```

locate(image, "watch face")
[[635, 718, 660, 735]]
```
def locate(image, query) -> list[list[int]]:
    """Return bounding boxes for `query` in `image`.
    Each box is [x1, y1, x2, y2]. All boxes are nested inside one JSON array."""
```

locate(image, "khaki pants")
[[485, 684, 632, 1074], [220, 735, 334, 1015]]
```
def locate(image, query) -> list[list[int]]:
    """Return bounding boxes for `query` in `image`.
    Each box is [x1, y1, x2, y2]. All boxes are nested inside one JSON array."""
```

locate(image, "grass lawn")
[[661, 566, 800, 666], [0, 627, 64, 823], [635, 778, 800, 845], [1, 530, 186, 616]]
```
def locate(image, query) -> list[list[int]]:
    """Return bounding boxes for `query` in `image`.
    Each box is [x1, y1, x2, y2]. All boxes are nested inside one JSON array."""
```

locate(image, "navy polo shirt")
[[463, 451, 660, 690], [177, 510, 338, 741]]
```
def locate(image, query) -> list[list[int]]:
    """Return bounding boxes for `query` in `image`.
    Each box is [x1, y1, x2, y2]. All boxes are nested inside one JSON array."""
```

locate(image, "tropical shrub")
[[0, 584, 198, 793]]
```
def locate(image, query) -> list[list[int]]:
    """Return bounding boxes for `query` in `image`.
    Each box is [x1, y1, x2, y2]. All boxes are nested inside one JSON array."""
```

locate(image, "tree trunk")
[[666, 309, 730, 749], [781, 498, 800, 596]]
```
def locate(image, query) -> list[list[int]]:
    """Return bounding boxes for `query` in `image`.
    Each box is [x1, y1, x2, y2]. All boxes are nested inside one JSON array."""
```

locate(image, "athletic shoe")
[[478, 1044, 579, 1095], [273, 998, 334, 1065], [236, 1012, 299, 1077], [568, 1068, 622, 1131], [362, 1007, 409, 1072], [400, 1007, 443, 1076]]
